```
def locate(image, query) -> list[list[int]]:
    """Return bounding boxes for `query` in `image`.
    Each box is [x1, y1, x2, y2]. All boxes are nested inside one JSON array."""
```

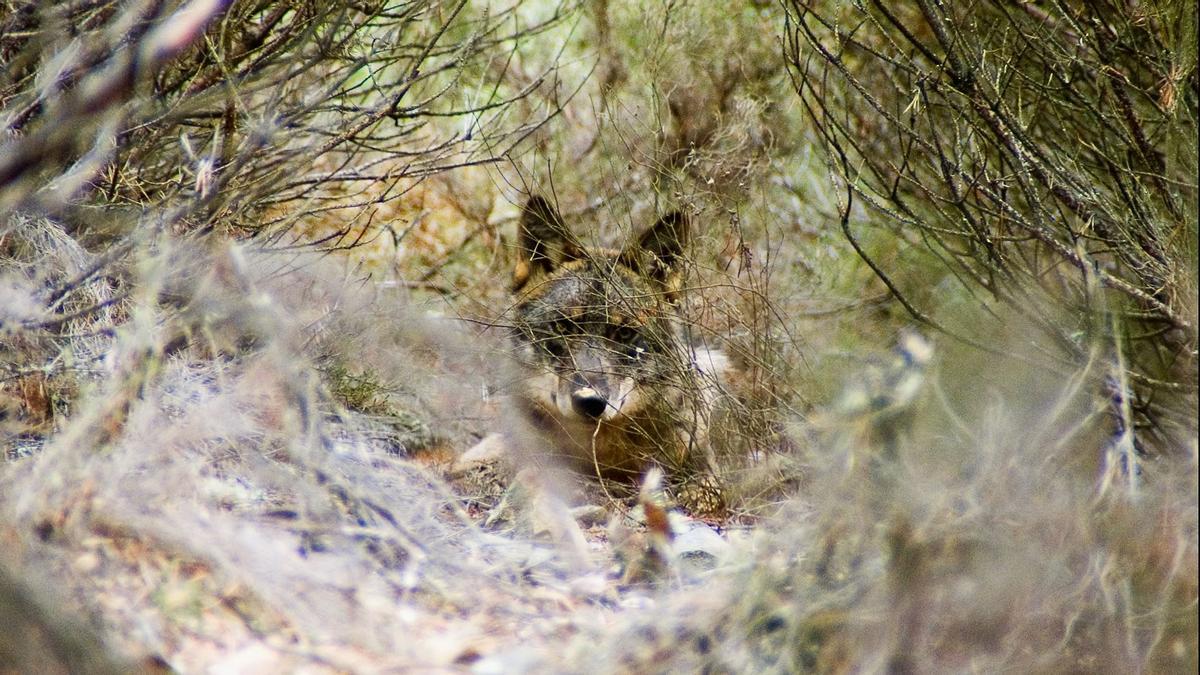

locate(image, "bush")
[[784, 0, 1198, 455]]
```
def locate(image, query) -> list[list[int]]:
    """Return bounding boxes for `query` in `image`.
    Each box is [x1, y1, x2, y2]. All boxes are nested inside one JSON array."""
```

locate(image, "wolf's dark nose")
[[571, 388, 608, 419]]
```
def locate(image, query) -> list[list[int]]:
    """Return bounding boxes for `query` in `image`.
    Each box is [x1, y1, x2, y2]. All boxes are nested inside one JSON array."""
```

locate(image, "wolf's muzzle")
[[570, 387, 608, 420]]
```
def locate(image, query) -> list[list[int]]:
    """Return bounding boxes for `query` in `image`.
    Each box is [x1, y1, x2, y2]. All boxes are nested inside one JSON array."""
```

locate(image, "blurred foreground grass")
[[1, 1, 1195, 672]]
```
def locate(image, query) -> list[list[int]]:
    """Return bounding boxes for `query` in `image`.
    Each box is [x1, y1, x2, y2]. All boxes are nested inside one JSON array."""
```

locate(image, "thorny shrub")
[[0, 0, 1196, 672]]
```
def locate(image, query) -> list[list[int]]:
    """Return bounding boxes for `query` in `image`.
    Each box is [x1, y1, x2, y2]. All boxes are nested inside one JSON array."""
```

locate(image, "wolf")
[[507, 195, 727, 507]]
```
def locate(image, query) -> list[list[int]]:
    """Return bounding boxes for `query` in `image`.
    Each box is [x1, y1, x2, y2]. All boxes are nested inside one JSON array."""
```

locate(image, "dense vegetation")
[[2, 1, 1195, 672]]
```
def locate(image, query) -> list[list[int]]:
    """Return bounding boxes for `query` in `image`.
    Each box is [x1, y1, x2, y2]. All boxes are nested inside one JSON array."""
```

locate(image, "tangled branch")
[[783, 0, 1198, 443]]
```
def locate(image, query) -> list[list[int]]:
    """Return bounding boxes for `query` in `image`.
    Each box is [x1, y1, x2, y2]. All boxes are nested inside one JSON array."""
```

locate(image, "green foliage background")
[[1, 1, 1195, 672]]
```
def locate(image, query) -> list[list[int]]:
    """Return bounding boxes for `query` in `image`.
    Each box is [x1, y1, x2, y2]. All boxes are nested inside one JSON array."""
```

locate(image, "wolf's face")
[[509, 196, 694, 474], [513, 257, 680, 423]]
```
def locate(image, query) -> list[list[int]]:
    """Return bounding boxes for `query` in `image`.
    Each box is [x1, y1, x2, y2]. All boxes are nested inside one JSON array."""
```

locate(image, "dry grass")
[[2, 1, 1196, 673]]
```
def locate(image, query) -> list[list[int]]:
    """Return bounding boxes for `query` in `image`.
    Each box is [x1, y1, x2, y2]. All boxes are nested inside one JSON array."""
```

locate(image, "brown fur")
[[508, 195, 724, 492]]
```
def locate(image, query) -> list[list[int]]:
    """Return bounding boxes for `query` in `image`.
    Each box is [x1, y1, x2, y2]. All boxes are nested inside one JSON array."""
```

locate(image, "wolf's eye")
[[541, 337, 566, 358], [609, 325, 646, 358], [610, 325, 638, 344]]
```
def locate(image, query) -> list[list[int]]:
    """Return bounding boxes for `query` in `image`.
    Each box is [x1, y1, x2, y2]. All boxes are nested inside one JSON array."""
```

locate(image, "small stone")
[[673, 519, 730, 576]]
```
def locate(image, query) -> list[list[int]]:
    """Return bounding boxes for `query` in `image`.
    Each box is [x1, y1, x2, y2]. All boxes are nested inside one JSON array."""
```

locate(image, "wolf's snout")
[[570, 387, 608, 419]]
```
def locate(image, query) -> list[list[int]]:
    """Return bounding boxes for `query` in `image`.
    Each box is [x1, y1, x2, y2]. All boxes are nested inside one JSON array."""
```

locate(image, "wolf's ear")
[[513, 195, 579, 291], [622, 210, 690, 299]]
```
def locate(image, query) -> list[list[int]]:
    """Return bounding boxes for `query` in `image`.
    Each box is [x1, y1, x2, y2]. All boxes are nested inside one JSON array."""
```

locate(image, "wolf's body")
[[507, 196, 725, 492]]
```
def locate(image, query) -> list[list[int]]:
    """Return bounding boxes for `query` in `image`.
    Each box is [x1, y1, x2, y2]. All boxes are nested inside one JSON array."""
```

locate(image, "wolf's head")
[[508, 195, 693, 468]]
